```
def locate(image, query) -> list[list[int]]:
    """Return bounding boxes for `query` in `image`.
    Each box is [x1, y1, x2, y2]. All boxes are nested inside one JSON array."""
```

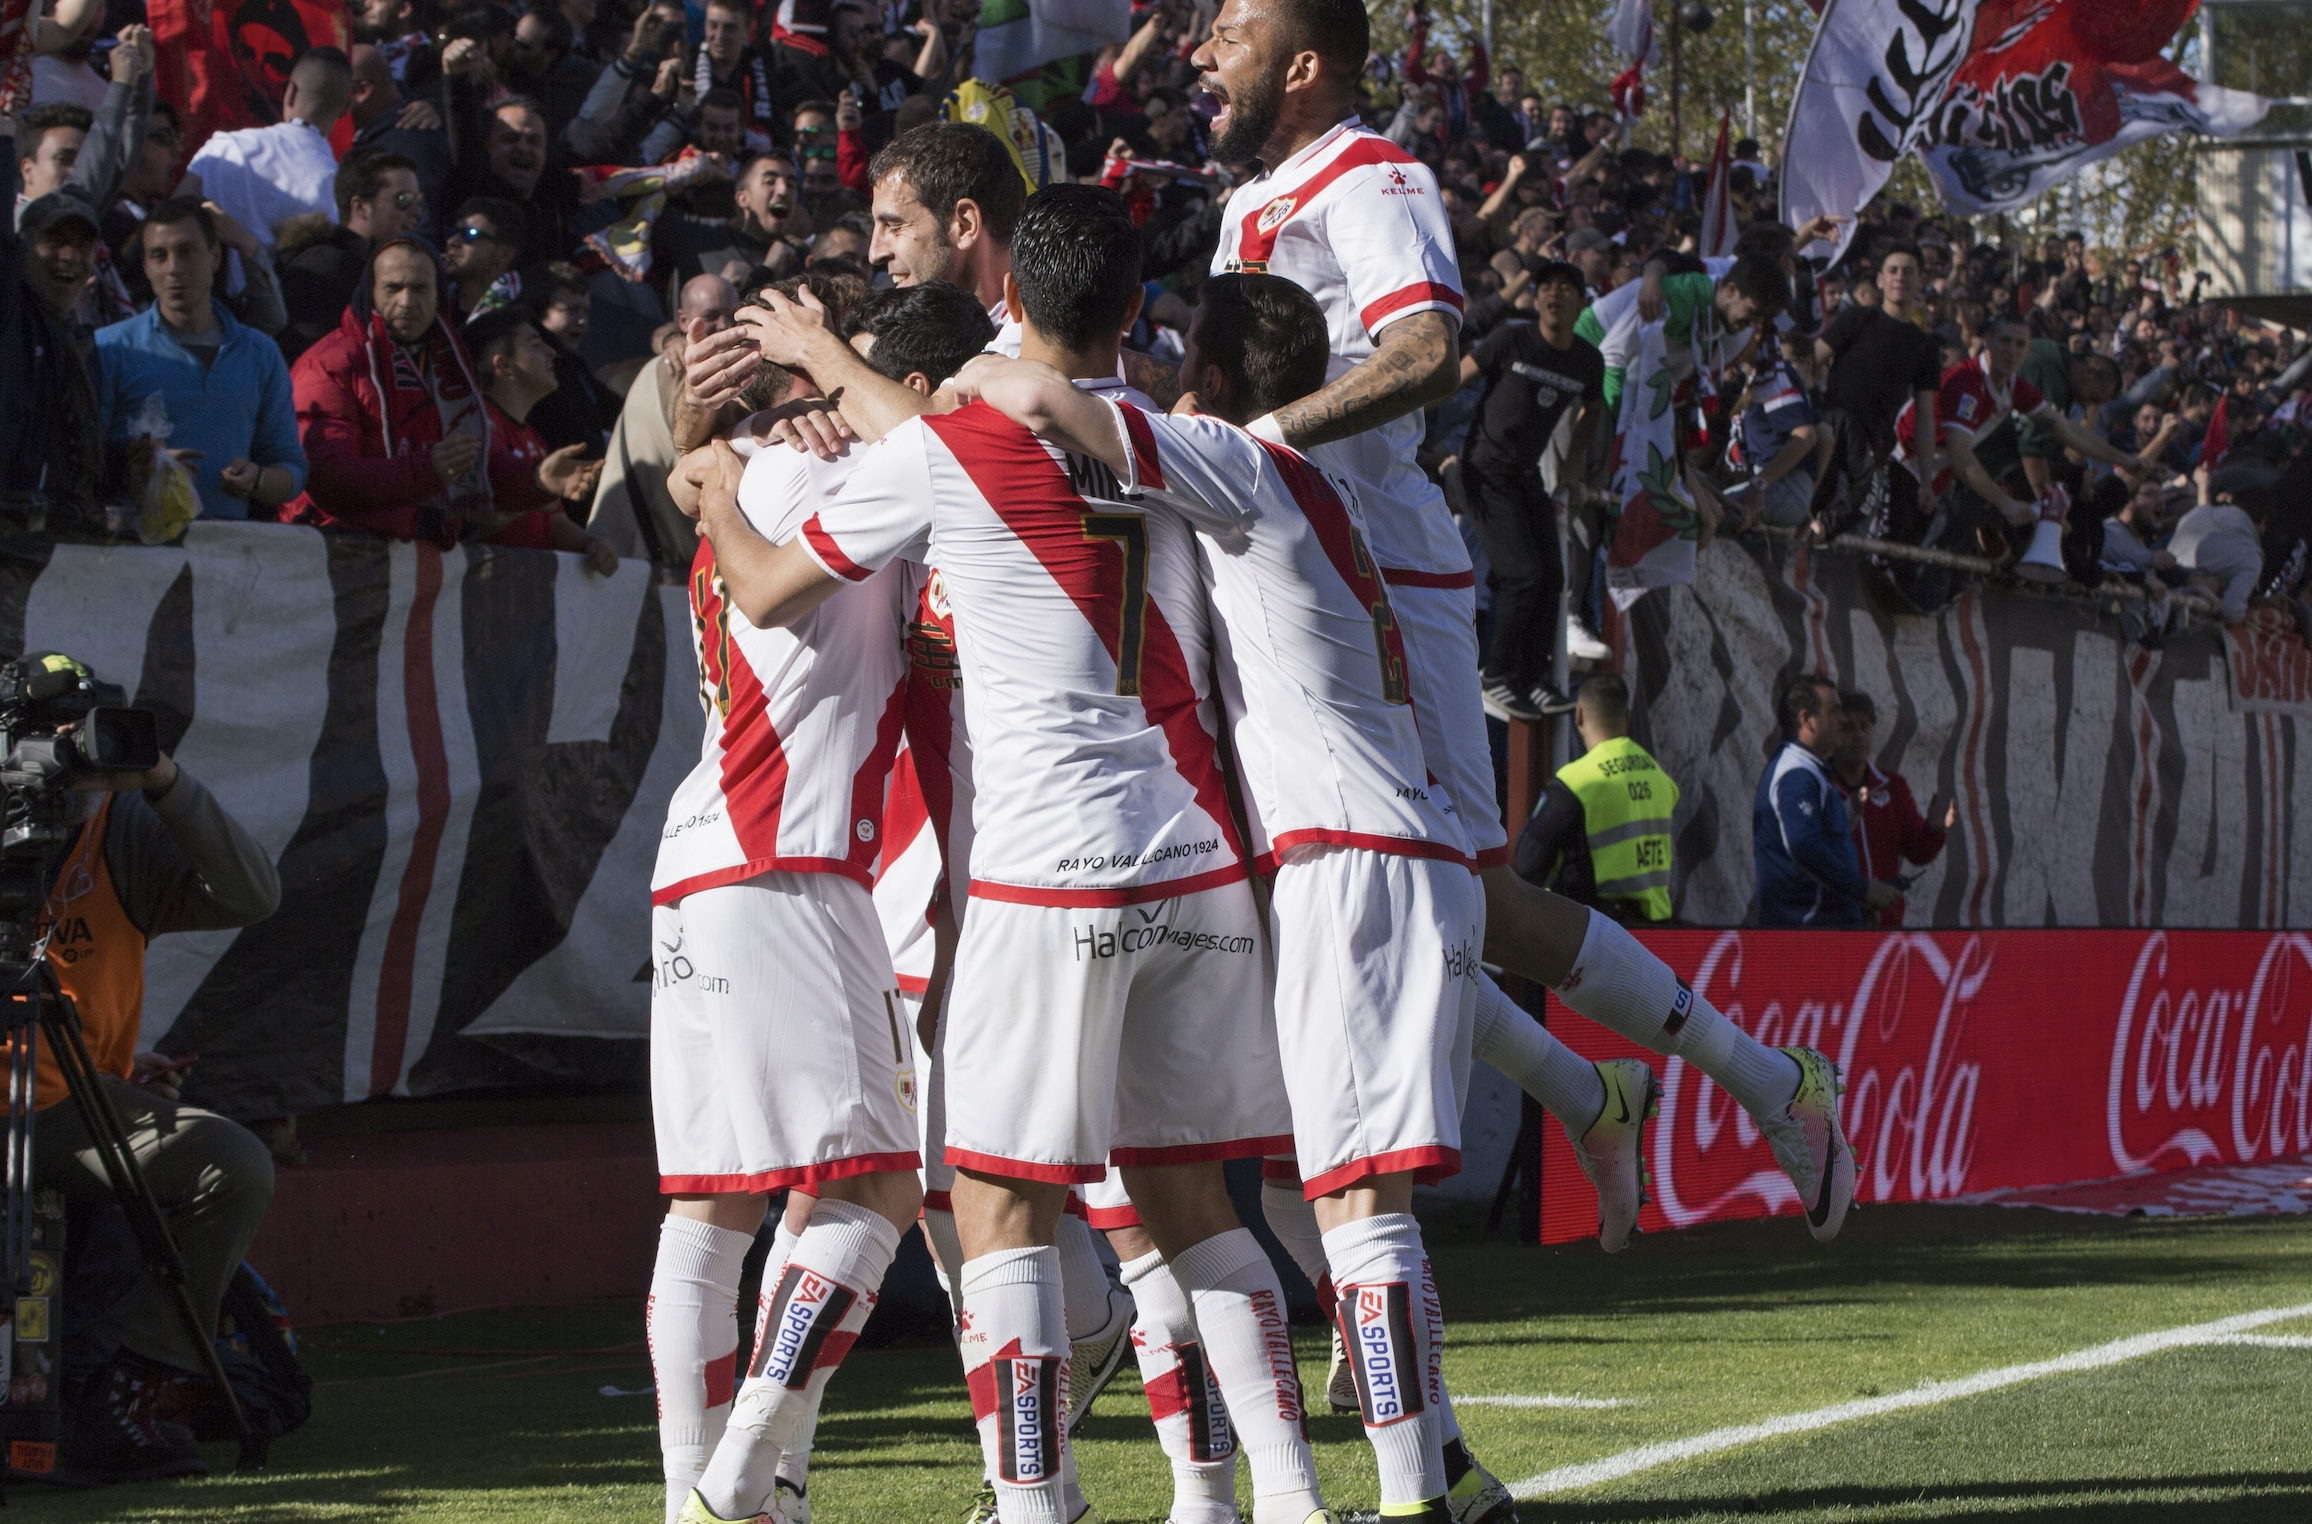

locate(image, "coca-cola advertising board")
[[1536, 929, 2312, 1243]]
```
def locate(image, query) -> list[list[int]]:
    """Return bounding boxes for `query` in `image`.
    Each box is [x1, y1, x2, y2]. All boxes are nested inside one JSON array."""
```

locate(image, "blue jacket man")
[[95, 200, 306, 521], [1755, 675, 1895, 928]]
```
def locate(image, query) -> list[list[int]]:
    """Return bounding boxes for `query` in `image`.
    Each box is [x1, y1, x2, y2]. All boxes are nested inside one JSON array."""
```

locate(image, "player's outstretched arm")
[[1269, 310, 1459, 451], [740, 287, 931, 449], [693, 439, 845, 627], [952, 357, 1131, 473]]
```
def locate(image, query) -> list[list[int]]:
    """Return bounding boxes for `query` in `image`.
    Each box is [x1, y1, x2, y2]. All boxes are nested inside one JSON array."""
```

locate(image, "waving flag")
[[1699, 111, 1737, 257], [149, 0, 352, 156], [1915, 0, 2266, 215], [972, 0, 1131, 108], [1605, 322, 1705, 608], [1608, 0, 1653, 118]]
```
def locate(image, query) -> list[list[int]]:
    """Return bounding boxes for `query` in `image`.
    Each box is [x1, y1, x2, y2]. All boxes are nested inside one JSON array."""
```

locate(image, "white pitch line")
[[1512, 1298, 2312, 1498], [2211, 1333, 2312, 1350], [1456, 1394, 1634, 1410]]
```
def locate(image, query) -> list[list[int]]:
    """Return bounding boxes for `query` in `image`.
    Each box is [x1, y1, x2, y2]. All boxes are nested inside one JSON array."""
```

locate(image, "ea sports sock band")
[[960, 1246, 1071, 1524], [698, 1198, 901, 1519], [1119, 1249, 1239, 1524], [1258, 1177, 1330, 1289], [1553, 909, 1801, 1119], [1322, 1214, 1448, 1509], [1471, 973, 1609, 1135], [1054, 1211, 1115, 1342], [1168, 1229, 1324, 1524], [646, 1215, 754, 1524]]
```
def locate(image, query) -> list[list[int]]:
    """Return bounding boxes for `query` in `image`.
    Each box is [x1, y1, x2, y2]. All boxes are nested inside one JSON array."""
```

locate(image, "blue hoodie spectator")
[[1754, 677, 1872, 927]]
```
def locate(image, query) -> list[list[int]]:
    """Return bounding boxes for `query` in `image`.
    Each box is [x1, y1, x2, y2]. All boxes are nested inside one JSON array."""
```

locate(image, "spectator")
[[1457, 258, 1604, 720], [347, 43, 453, 246], [521, 260, 620, 454], [2171, 462, 2271, 626], [95, 198, 305, 521], [2100, 479, 2186, 581], [1755, 675, 1897, 928], [1731, 333, 1826, 530], [1815, 244, 1943, 535], [291, 235, 598, 546], [590, 273, 736, 564], [15, 23, 151, 223], [449, 89, 574, 268], [1512, 674, 1678, 923], [653, 151, 808, 288], [696, 0, 778, 149], [444, 196, 527, 321], [7, 190, 107, 521], [278, 147, 423, 362], [180, 46, 353, 250], [1832, 691, 1951, 929], [508, 7, 602, 135], [565, 8, 689, 166], [1566, 225, 1614, 296], [461, 305, 617, 565]]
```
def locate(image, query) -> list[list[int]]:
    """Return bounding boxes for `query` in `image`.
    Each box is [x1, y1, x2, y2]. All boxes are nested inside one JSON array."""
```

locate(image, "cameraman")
[[14, 659, 281, 1483]]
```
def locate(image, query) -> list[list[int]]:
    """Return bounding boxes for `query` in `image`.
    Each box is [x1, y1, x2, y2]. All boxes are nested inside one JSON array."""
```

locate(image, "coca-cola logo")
[[1651, 932, 1985, 1227], [2107, 933, 2312, 1175]]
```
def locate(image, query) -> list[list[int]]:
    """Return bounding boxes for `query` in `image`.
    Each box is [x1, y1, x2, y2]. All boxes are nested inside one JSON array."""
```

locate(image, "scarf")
[[578, 147, 730, 283], [0, 0, 33, 113], [359, 303, 493, 547]]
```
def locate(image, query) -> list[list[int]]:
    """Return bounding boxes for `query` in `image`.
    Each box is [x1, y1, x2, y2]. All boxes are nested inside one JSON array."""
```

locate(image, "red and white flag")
[[1608, 0, 1653, 119], [1699, 110, 1737, 257]]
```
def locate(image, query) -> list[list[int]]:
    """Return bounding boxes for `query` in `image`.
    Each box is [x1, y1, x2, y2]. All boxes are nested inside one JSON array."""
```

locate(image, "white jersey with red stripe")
[[869, 564, 976, 993], [796, 381, 1247, 907], [1105, 399, 1468, 872], [653, 445, 911, 906], [1212, 118, 1468, 579]]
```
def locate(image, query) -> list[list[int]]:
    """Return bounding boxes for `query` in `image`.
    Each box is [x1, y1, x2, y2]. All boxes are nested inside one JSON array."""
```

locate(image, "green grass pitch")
[[19, 1203, 2311, 1522]]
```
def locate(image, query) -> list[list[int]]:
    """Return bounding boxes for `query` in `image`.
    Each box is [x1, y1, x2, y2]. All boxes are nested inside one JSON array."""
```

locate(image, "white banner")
[[1779, 0, 1982, 267]]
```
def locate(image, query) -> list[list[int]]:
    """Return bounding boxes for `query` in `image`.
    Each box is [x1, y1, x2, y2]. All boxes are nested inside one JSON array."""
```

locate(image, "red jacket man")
[[284, 236, 588, 544], [1834, 691, 1953, 927]]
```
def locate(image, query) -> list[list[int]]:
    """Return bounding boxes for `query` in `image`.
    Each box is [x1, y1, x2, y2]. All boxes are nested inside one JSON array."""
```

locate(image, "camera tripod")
[[2, 950, 260, 1480]]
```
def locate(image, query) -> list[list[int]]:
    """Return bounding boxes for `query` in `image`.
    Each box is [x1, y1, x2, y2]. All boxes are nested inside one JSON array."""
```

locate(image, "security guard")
[[1511, 673, 1678, 921]]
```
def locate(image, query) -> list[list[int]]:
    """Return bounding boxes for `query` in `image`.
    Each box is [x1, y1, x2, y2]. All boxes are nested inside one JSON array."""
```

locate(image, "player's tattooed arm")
[[1121, 348, 1182, 409], [951, 356, 1130, 473], [1270, 310, 1460, 451], [690, 439, 846, 627]]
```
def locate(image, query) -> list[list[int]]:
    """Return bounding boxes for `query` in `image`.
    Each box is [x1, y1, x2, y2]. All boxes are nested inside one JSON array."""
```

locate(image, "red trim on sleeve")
[[1116, 402, 1166, 492], [1360, 282, 1466, 335], [801, 515, 872, 581]]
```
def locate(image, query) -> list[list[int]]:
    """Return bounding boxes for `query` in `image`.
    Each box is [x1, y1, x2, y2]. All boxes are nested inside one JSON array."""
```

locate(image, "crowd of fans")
[[4, 0, 2307, 660]]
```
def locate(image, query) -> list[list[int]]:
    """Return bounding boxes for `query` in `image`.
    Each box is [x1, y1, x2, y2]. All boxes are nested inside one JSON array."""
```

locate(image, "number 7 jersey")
[[795, 386, 1248, 907]]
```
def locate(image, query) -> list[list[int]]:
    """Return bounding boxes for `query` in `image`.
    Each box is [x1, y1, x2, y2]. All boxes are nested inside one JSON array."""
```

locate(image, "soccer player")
[[956, 270, 1487, 1524], [1195, 6, 1858, 1510], [649, 282, 990, 1524], [700, 186, 1324, 1524]]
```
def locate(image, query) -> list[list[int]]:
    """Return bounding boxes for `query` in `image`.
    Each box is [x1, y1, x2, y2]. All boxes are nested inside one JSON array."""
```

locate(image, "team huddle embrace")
[[643, 3, 1859, 1522]]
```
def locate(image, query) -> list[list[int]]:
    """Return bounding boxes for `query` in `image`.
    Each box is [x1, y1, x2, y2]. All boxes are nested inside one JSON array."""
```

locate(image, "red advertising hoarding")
[[1537, 930, 2312, 1243]]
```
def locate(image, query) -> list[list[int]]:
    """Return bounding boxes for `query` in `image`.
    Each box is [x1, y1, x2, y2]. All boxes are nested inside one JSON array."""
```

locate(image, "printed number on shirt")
[[1082, 512, 1149, 696], [691, 560, 735, 718]]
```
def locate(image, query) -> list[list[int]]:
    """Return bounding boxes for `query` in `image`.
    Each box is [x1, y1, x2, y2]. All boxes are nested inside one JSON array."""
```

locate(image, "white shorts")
[[941, 877, 1292, 1182], [1388, 578, 1508, 868], [1076, 1171, 1141, 1231], [652, 872, 923, 1193], [1269, 845, 1482, 1197]]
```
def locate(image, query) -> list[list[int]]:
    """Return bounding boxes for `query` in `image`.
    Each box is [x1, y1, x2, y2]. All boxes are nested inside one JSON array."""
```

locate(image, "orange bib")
[[16, 799, 148, 1109]]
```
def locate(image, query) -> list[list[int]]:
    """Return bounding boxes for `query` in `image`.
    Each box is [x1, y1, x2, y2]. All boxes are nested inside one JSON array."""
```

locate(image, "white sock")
[[747, 1221, 803, 1374], [1323, 1214, 1446, 1509], [1259, 1176, 1331, 1293], [1552, 909, 1800, 1118], [1055, 1211, 1115, 1341], [960, 1246, 1069, 1524], [698, 1199, 901, 1519], [1119, 1250, 1238, 1524], [647, 1216, 754, 1524], [1170, 1229, 1323, 1524], [1471, 973, 1607, 1134], [1419, 1255, 1459, 1449]]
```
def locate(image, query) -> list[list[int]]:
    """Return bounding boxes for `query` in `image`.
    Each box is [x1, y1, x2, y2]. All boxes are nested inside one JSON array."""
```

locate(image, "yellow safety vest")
[[1555, 735, 1678, 921]]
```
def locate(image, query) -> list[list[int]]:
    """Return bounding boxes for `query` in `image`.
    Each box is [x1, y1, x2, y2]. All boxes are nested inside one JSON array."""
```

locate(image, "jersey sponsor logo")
[[1442, 934, 1481, 981], [992, 1353, 1060, 1483], [1072, 905, 1256, 961], [1379, 164, 1422, 196], [854, 817, 876, 843], [758, 1263, 859, 1391], [1340, 1281, 1423, 1426], [1956, 392, 1979, 423], [1255, 194, 1297, 233]]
